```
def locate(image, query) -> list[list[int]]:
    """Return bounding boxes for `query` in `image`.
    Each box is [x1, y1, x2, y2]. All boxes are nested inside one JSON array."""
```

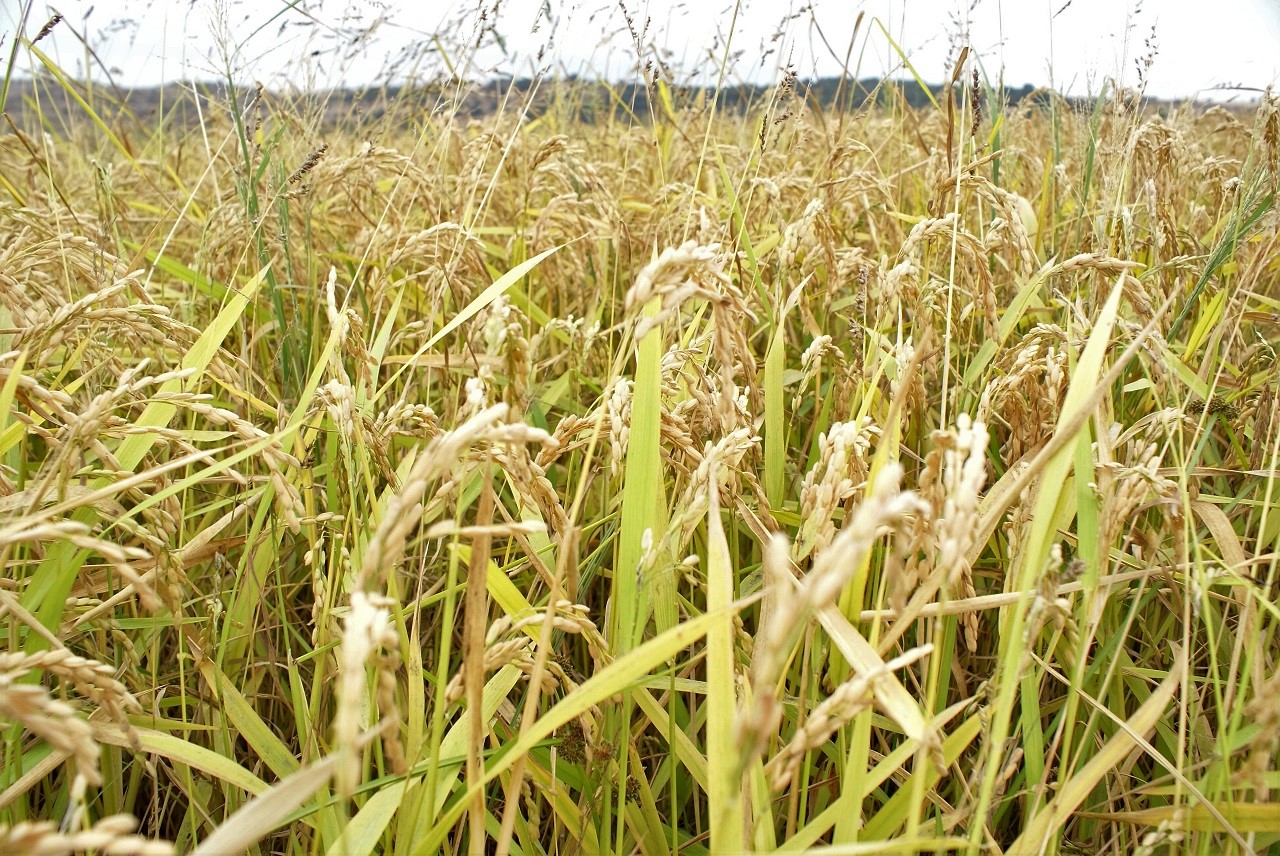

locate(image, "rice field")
[[2, 6, 1280, 855]]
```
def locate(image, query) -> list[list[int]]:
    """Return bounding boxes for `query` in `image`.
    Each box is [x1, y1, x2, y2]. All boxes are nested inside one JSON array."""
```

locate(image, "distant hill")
[[0, 73, 1238, 137]]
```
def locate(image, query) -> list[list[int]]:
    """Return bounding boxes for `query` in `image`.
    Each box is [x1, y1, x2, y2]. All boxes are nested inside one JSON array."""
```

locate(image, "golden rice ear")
[[0, 814, 174, 856]]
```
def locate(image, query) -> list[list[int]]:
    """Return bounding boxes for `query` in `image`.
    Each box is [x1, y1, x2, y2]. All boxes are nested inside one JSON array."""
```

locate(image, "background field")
[[2, 3, 1280, 855]]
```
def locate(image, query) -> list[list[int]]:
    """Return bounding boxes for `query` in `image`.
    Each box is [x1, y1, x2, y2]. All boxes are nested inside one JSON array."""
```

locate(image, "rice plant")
[[1, 3, 1279, 854]]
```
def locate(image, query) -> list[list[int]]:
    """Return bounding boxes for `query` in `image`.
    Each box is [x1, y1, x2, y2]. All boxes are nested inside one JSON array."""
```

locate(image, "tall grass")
[[2, 4, 1280, 855]]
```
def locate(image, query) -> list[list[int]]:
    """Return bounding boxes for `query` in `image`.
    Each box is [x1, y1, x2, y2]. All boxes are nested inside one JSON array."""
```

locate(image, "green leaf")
[[705, 472, 744, 854], [1005, 647, 1185, 855], [191, 754, 341, 856], [415, 608, 732, 855], [426, 243, 563, 349], [20, 265, 267, 638], [614, 296, 666, 653]]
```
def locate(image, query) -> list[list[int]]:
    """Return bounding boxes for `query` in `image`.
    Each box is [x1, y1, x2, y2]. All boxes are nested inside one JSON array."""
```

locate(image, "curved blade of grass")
[[191, 753, 342, 856], [786, 839, 972, 855], [20, 264, 266, 638], [198, 659, 299, 780], [426, 242, 563, 350], [372, 242, 566, 403], [1191, 501, 1248, 571], [24, 42, 141, 174], [872, 19, 941, 112], [733, 497, 927, 740], [1168, 188, 1274, 341], [0, 351, 25, 441], [705, 472, 744, 854], [784, 707, 980, 849], [93, 723, 269, 798], [1015, 271, 1125, 596], [1079, 803, 1280, 833], [633, 687, 710, 793], [762, 285, 804, 510], [330, 666, 522, 856], [413, 606, 732, 856], [615, 294, 667, 651], [961, 258, 1056, 390], [967, 271, 1127, 853], [1005, 646, 1186, 856]]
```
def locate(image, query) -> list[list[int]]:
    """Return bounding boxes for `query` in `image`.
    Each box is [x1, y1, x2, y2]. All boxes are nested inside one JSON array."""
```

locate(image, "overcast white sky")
[[4, 0, 1279, 100]]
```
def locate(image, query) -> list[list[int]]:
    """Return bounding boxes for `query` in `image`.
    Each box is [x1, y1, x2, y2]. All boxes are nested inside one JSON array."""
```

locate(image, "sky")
[[4, 0, 1279, 101]]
